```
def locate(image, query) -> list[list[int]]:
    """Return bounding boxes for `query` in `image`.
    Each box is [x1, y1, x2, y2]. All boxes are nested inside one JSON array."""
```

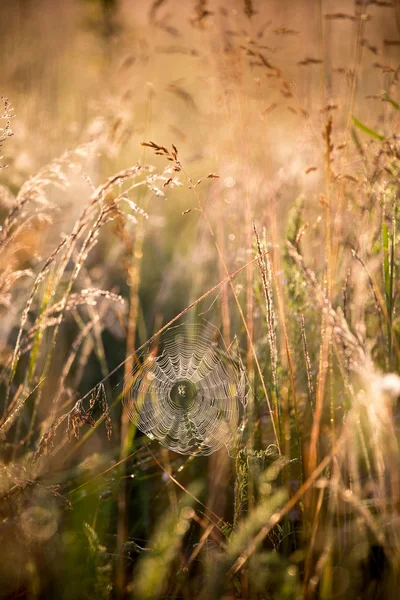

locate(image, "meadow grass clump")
[[0, 1, 400, 599]]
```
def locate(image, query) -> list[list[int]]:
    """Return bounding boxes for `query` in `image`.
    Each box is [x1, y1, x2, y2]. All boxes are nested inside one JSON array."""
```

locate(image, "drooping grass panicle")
[[33, 383, 111, 464]]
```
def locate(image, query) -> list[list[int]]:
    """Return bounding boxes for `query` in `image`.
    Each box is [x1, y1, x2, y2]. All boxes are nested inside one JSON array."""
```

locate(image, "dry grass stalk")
[[287, 241, 369, 374], [300, 311, 315, 411], [6, 160, 157, 423], [253, 223, 278, 390], [0, 96, 14, 170]]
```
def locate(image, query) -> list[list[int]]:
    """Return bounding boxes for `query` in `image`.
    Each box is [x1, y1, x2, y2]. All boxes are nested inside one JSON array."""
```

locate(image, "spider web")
[[122, 322, 247, 456]]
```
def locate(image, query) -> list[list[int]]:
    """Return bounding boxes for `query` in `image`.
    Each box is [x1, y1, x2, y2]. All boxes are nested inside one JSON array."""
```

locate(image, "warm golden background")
[[1, 1, 400, 599]]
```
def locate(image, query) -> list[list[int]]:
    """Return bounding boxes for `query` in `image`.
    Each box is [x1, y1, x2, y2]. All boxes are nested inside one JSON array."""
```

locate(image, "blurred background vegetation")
[[1, 0, 400, 598]]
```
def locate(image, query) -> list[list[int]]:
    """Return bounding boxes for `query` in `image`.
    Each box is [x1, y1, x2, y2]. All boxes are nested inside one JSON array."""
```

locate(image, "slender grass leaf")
[[382, 92, 400, 111], [352, 116, 385, 141], [351, 127, 365, 157]]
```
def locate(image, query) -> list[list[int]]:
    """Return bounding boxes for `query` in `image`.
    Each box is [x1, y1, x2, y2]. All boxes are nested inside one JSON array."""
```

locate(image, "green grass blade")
[[382, 220, 394, 367], [352, 116, 386, 141], [382, 92, 400, 111]]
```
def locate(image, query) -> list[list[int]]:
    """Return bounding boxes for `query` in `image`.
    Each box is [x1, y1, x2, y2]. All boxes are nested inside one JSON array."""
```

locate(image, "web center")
[[169, 380, 196, 410]]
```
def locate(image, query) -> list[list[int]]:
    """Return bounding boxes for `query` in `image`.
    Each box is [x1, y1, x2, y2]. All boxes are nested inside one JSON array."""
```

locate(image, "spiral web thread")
[[122, 323, 247, 456]]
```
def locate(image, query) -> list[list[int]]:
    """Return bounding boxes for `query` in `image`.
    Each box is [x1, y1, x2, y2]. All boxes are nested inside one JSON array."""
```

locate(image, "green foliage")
[[132, 485, 200, 600], [202, 488, 288, 600], [84, 523, 113, 600], [352, 117, 386, 142]]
